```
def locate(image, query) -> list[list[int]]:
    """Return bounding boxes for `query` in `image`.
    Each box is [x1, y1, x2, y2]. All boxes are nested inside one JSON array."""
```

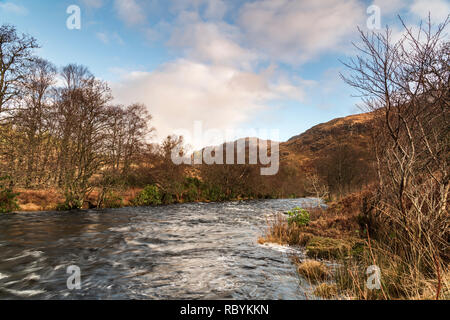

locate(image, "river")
[[0, 198, 321, 300]]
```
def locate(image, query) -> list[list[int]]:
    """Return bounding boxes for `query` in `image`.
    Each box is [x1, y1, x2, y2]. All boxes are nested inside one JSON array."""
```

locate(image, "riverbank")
[[15, 188, 141, 212], [14, 186, 301, 213], [259, 190, 450, 300]]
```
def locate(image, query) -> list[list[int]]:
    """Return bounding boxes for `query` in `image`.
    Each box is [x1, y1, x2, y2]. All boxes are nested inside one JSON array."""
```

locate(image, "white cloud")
[[0, 2, 28, 15], [204, 0, 228, 20], [111, 60, 304, 148], [114, 0, 146, 25], [142, 20, 172, 42], [410, 0, 450, 22], [108, 0, 346, 148], [168, 21, 258, 69], [238, 0, 365, 64]]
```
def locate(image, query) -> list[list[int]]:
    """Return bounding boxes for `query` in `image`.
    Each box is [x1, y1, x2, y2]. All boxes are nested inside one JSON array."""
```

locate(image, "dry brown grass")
[[257, 214, 313, 246], [16, 187, 144, 211], [120, 188, 143, 206], [301, 191, 372, 238], [314, 283, 338, 299], [258, 192, 365, 247], [335, 241, 450, 300], [259, 189, 449, 300], [296, 260, 330, 283], [306, 236, 353, 259], [16, 188, 65, 211]]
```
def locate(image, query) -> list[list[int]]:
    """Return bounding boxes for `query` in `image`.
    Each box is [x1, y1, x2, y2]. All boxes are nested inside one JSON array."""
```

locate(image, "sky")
[[1, 0, 449, 149]]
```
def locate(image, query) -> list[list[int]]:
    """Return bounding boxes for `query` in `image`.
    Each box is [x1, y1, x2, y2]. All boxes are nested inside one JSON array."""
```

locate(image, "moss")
[[314, 283, 338, 299], [306, 236, 351, 259], [350, 240, 367, 259], [296, 260, 330, 283]]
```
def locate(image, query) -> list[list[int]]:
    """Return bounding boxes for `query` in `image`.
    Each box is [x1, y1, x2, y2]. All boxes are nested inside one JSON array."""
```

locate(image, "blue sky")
[[1, 0, 448, 148]]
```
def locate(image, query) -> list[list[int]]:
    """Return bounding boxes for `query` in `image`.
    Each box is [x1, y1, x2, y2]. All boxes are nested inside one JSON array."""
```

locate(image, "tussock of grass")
[[296, 260, 329, 283], [258, 214, 313, 246], [314, 283, 338, 299], [306, 236, 351, 259]]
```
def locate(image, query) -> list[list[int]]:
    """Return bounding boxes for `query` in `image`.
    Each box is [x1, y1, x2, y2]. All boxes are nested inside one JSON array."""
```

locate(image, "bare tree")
[[315, 141, 372, 198], [304, 171, 329, 206], [55, 64, 112, 208], [121, 104, 153, 175], [341, 15, 449, 296], [152, 135, 187, 202], [0, 25, 38, 114], [13, 58, 57, 187]]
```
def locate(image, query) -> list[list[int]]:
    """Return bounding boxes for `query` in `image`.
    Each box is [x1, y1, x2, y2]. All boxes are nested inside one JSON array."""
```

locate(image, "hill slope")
[[279, 112, 376, 168]]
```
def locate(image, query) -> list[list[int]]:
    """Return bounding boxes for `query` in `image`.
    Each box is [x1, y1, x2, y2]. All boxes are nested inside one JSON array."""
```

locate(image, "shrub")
[[202, 184, 225, 202], [102, 191, 123, 208], [133, 185, 162, 206], [183, 178, 200, 202], [183, 186, 198, 202], [184, 177, 202, 188], [56, 202, 71, 211], [0, 176, 19, 213], [161, 191, 175, 205], [286, 207, 310, 226], [57, 192, 83, 211]]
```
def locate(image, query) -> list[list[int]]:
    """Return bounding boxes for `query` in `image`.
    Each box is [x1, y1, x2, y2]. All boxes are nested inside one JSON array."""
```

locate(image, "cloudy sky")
[[1, 0, 448, 148]]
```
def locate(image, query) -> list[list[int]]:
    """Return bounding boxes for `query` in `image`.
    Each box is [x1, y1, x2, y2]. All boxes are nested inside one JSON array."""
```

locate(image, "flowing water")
[[0, 198, 322, 300]]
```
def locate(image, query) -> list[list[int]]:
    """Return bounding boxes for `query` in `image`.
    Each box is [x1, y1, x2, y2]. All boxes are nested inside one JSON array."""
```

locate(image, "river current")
[[0, 198, 322, 300]]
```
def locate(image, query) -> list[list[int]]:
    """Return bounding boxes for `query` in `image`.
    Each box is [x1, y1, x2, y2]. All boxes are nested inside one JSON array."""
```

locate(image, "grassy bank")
[[12, 181, 296, 212], [259, 190, 450, 300], [14, 188, 140, 212]]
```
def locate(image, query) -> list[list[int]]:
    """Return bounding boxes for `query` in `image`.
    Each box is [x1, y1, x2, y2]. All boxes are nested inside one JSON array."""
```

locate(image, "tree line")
[[0, 25, 158, 209], [0, 24, 310, 210]]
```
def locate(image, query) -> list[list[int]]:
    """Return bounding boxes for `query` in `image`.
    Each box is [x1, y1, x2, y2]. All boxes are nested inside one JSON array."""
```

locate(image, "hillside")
[[193, 111, 376, 173], [279, 112, 376, 168]]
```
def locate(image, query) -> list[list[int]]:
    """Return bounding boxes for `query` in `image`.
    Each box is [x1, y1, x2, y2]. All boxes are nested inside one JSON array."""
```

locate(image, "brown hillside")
[[192, 111, 376, 170], [280, 112, 376, 167]]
